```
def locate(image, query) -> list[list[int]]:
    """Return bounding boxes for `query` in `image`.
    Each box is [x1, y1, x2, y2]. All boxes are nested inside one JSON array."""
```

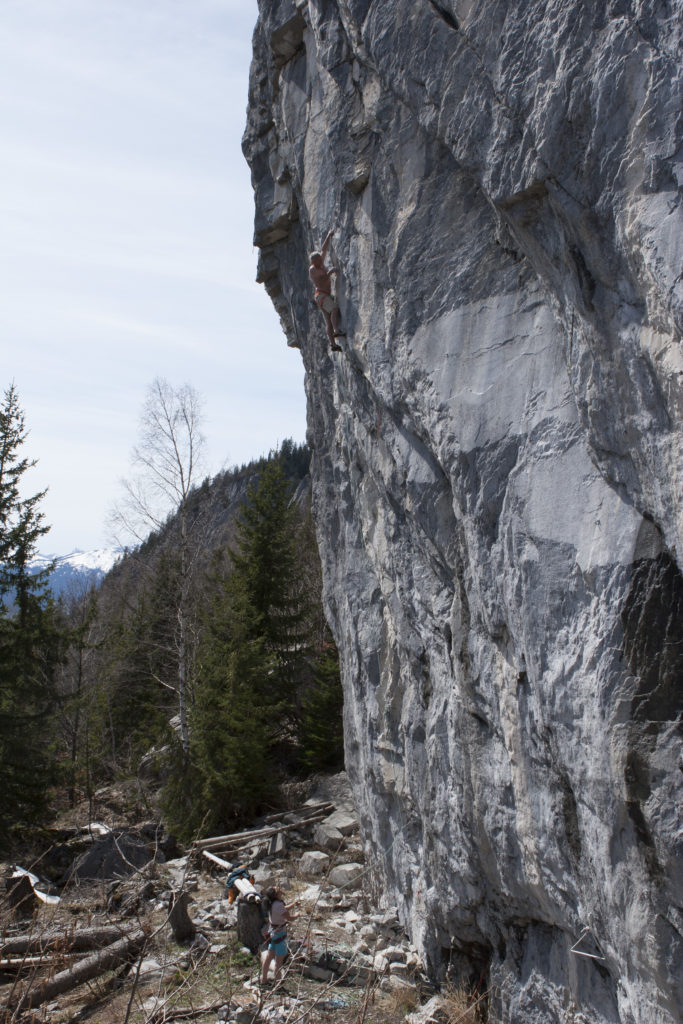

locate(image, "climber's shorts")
[[315, 292, 337, 315]]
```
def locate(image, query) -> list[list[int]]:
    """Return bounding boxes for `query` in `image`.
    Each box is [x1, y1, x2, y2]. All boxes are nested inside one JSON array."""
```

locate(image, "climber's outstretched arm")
[[321, 229, 334, 257]]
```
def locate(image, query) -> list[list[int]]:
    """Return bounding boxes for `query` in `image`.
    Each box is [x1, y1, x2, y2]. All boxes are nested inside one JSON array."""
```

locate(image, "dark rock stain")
[[428, 0, 459, 31], [621, 551, 683, 875], [621, 552, 683, 735]]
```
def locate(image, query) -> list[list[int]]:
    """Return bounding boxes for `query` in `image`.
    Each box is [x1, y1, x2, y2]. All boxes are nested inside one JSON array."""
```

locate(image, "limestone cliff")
[[242, 2, 682, 1021]]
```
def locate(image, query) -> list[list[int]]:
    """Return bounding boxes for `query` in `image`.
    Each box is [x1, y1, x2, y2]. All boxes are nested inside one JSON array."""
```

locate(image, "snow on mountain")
[[36, 548, 122, 574], [30, 547, 123, 596]]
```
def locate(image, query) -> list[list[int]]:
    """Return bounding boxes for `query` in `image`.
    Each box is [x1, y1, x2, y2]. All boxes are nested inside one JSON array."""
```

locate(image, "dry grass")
[[377, 984, 420, 1019], [441, 983, 485, 1023]]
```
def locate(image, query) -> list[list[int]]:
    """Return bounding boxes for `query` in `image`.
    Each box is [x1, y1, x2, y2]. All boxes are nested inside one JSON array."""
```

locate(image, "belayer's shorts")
[[268, 930, 288, 957]]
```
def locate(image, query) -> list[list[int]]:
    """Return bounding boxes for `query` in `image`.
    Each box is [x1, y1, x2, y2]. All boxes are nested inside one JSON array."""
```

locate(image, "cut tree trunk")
[[3, 929, 146, 1014], [4, 875, 36, 918], [168, 891, 196, 943], [237, 900, 265, 956]]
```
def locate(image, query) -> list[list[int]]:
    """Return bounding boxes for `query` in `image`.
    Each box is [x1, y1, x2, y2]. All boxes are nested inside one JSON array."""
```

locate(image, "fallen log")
[[1, 924, 134, 957], [194, 809, 332, 853], [0, 954, 74, 972], [3, 928, 146, 1014]]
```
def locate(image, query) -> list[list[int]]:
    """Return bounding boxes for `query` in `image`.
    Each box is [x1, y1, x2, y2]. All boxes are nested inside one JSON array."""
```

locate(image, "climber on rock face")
[[309, 229, 345, 352]]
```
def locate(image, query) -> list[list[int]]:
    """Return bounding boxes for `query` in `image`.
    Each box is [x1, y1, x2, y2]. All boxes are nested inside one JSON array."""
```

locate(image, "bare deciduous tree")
[[110, 378, 206, 755]]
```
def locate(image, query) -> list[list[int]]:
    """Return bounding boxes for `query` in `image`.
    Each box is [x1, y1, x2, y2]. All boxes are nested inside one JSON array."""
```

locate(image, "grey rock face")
[[243, 2, 682, 1022]]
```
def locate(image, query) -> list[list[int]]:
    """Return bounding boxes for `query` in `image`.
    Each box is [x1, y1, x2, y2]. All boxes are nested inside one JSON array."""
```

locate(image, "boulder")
[[389, 962, 410, 978], [313, 823, 344, 851], [138, 958, 164, 980], [67, 830, 156, 882], [234, 1005, 261, 1024], [373, 952, 390, 973], [321, 811, 357, 836], [299, 850, 330, 876], [303, 964, 336, 983], [406, 995, 449, 1024], [328, 863, 363, 889]]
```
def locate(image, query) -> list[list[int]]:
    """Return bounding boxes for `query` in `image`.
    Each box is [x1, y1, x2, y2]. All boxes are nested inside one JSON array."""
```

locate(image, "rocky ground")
[[0, 777, 483, 1024]]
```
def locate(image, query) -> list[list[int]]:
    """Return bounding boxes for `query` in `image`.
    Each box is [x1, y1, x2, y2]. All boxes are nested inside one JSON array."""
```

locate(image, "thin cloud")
[[1, 1, 306, 554]]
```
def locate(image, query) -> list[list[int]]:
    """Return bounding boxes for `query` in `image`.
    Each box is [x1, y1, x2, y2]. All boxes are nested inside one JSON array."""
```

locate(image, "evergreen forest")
[[0, 384, 344, 854]]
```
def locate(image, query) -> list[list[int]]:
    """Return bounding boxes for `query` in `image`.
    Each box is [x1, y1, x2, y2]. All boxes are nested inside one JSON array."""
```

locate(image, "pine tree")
[[162, 460, 312, 834], [0, 384, 62, 843], [162, 579, 277, 839], [229, 461, 312, 709], [299, 630, 345, 772]]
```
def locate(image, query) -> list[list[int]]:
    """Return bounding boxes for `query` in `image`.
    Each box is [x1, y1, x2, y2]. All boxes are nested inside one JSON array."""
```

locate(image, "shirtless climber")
[[309, 229, 346, 351]]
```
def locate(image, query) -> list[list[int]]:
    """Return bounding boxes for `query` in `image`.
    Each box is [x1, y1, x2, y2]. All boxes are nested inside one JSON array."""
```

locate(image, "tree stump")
[[168, 891, 196, 943], [5, 875, 37, 918], [237, 899, 264, 955]]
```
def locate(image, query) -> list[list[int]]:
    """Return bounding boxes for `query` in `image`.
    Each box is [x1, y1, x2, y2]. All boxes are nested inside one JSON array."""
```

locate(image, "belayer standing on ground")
[[309, 229, 346, 352], [260, 886, 299, 986]]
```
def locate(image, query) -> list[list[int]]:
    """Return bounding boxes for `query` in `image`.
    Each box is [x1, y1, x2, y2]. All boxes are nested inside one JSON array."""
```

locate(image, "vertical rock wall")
[[243, 2, 682, 1021]]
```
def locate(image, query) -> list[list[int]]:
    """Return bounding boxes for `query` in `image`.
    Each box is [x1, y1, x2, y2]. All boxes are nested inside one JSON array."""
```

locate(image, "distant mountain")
[[30, 548, 123, 598]]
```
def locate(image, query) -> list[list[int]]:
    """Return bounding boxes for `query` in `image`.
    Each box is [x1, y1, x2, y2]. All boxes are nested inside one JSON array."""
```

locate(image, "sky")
[[1, 0, 307, 555]]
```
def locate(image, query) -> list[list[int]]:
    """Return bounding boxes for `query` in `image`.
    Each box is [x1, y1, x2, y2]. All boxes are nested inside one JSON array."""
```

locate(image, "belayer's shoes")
[[331, 343, 343, 351]]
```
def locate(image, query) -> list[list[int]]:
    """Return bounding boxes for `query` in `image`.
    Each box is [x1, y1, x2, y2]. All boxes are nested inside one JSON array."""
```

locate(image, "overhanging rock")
[[243, 2, 683, 1022]]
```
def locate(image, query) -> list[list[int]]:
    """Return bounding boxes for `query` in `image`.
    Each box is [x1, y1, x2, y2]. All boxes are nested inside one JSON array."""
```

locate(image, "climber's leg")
[[331, 306, 345, 338], [323, 310, 342, 351]]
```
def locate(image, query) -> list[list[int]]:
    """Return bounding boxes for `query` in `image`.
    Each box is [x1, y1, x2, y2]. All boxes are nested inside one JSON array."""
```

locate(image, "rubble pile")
[[1, 774, 465, 1023]]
